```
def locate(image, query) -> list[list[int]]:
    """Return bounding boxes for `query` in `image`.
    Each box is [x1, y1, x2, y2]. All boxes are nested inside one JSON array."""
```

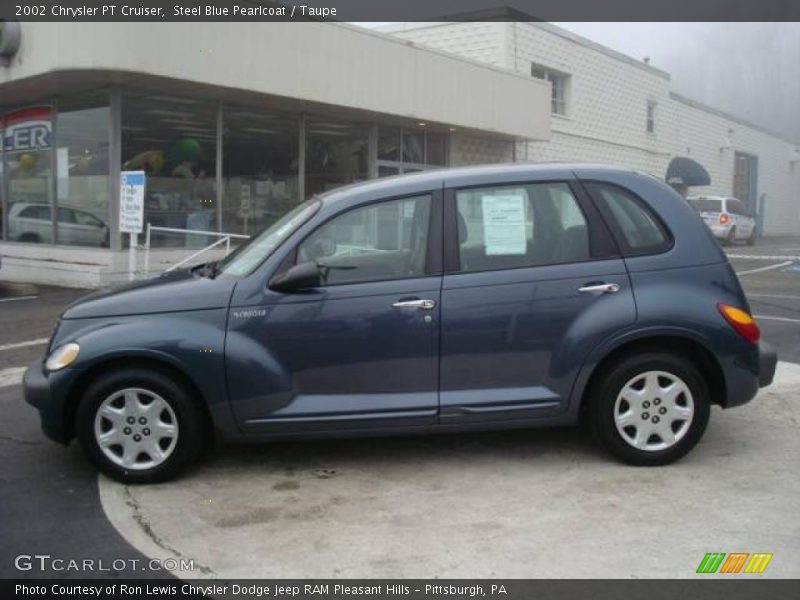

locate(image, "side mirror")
[[269, 261, 321, 292]]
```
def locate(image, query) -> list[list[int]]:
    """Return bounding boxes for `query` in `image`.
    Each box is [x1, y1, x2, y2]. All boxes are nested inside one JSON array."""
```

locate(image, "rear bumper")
[[758, 340, 778, 388], [708, 223, 733, 239]]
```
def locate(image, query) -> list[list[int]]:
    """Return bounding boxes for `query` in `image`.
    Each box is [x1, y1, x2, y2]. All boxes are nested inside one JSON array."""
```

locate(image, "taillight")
[[719, 213, 730, 225], [718, 304, 760, 344]]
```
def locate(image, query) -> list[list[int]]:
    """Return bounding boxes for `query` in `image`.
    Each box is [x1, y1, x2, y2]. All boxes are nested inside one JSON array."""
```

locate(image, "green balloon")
[[170, 137, 201, 162]]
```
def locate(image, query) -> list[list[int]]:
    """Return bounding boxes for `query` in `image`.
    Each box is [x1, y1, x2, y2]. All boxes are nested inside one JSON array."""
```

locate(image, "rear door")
[[439, 176, 636, 423], [727, 198, 755, 238]]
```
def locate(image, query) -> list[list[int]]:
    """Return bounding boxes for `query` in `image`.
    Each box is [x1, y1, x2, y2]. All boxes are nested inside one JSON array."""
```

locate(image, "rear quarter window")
[[688, 198, 722, 213], [586, 183, 672, 256]]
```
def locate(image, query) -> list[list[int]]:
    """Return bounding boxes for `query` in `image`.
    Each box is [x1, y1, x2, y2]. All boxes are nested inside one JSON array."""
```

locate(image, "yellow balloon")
[[18, 153, 37, 171], [77, 155, 92, 173], [147, 151, 165, 173]]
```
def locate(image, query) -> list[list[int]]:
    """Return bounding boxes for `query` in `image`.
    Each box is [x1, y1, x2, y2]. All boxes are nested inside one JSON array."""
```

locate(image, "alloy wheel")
[[93, 387, 179, 470], [613, 371, 694, 452]]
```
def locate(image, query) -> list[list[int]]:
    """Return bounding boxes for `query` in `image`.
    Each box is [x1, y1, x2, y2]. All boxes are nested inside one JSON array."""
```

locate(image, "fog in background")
[[556, 22, 800, 144]]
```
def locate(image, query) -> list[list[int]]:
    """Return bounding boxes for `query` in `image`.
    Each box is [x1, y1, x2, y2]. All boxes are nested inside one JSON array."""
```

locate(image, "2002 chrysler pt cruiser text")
[[24, 164, 778, 483]]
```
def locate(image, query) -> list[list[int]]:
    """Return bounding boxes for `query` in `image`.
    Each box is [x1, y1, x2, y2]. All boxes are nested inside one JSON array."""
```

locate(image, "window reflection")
[[305, 117, 369, 197], [122, 94, 216, 247], [55, 91, 111, 247], [222, 108, 299, 237], [4, 106, 53, 244]]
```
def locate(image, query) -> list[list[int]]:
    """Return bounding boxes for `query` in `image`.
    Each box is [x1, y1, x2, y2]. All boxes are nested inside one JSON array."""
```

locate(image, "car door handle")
[[392, 299, 437, 310], [578, 283, 620, 294]]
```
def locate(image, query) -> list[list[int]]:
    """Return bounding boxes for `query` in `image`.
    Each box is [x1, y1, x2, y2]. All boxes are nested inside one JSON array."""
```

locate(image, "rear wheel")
[[589, 352, 710, 466], [725, 227, 736, 246], [76, 368, 205, 483], [746, 229, 756, 245]]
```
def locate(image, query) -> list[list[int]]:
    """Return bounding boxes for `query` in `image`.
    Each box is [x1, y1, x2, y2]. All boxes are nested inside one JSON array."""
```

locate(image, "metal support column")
[[109, 88, 123, 251]]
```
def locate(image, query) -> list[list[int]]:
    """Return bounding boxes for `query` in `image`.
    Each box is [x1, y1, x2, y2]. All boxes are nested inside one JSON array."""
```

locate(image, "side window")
[[587, 183, 670, 254], [21, 205, 51, 220], [297, 194, 431, 285], [455, 182, 590, 273], [74, 211, 103, 227], [58, 208, 76, 224], [728, 199, 747, 216]]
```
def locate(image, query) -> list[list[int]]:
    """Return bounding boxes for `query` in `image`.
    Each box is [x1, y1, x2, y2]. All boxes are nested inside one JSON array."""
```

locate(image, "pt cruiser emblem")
[[233, 309, 267, 319]]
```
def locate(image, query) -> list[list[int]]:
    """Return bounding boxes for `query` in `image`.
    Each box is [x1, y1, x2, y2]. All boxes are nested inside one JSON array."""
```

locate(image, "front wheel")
[[589, 352, 710, 466], [76, 368, 205, 483]]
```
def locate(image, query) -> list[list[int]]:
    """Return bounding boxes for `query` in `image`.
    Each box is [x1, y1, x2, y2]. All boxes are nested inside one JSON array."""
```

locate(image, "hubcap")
[[93, 388, 178, 470], [613, 371, 694, 452]]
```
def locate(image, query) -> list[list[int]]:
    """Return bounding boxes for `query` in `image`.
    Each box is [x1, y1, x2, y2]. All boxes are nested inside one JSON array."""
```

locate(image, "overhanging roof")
[[0, 22, 551, 142]]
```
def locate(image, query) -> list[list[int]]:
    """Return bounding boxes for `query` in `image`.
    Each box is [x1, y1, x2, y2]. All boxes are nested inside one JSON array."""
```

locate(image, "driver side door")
[[226, 191, 443, 434]]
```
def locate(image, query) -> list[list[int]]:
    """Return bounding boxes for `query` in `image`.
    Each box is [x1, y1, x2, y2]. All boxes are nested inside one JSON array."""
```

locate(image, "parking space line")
[[0, 295, 39, 303], [0, 367, 26, 389], [0, 338, 49, 352], [736, 261, 793, 276], [754, 315, 800, 324], [728, 254, 800, 260], [748, 293, 800, 301]]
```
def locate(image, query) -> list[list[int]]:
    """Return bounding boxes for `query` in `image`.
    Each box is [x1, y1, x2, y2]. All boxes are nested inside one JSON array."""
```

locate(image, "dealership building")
[[1, 20, 798, 288]]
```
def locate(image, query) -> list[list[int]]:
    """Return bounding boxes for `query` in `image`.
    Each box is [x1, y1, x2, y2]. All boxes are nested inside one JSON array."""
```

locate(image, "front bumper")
[[23, 358, 50, 409], [758, 340, 778, 388], [23, 359, 70, 444]]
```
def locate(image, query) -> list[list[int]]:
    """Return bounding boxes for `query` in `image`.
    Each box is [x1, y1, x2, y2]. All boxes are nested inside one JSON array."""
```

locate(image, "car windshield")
[[218, 199, 320, 277], [688, 198, 722, 213]]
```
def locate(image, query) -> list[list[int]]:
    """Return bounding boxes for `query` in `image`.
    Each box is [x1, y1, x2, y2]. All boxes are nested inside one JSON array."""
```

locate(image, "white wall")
[[391, 22, 800, 236]]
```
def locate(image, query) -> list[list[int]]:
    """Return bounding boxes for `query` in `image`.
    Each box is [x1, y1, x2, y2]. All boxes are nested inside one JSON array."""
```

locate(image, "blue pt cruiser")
[[24, 164, 777, 482]]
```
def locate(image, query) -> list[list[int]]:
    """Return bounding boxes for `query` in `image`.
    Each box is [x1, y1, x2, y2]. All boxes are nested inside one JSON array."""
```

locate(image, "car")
[[8, 202, 109, 247], [686, 195, 757, 246], [24, 164, 777, 483]]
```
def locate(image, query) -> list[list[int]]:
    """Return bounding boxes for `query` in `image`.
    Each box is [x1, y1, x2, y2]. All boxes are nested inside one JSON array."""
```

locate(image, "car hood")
[[61, 270, 237, 319]]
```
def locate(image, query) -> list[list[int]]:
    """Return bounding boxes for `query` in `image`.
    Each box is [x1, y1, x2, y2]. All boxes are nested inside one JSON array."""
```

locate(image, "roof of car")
[[317, 162, 644, 205]]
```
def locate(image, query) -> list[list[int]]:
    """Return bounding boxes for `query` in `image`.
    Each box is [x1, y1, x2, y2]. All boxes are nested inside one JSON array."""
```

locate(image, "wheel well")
[[580, 336, 727, 413], [63, 357, 215, 443]]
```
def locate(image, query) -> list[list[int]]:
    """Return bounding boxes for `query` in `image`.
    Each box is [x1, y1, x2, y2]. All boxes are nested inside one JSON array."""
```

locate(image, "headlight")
[[45, 343, 80, 371]]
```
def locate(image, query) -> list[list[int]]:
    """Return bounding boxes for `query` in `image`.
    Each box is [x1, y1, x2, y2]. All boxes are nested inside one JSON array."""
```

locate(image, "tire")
[[725, 227, 736, 246], [19, 233, 41, 243], [588, 352, 710, 466], [746, 230, 756, 246], [75, 367, 205, 483]]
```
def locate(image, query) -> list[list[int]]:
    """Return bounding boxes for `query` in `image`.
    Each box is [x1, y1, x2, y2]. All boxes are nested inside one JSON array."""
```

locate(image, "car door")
[[226, 191, 443, 434], [439, 177, 636, 423]]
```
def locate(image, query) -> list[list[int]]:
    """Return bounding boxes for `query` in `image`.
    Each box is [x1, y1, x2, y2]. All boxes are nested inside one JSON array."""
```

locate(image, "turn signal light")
[[719, 213, 730, 225], [717, 304, 760, 344]]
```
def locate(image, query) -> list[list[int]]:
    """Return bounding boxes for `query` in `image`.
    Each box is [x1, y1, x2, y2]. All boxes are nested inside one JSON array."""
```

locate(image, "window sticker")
[[482, 194, 527, 255]]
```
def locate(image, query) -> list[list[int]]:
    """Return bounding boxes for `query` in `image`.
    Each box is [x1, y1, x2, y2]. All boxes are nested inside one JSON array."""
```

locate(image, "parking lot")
[[1, 237, 798, 579]]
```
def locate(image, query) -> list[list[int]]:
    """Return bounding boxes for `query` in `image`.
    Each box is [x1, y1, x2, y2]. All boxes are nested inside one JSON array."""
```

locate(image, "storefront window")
[[426, 131, 446, 166], [376, 124, 448, 176], [3, 106, 53, 244], [305, 117, 369, 198], [402, 129, 424, 164], [378, 125, 400, 162], [222, 107, 299, 237], [121, 94, 217, 247], [55, 92, 111, 247]]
